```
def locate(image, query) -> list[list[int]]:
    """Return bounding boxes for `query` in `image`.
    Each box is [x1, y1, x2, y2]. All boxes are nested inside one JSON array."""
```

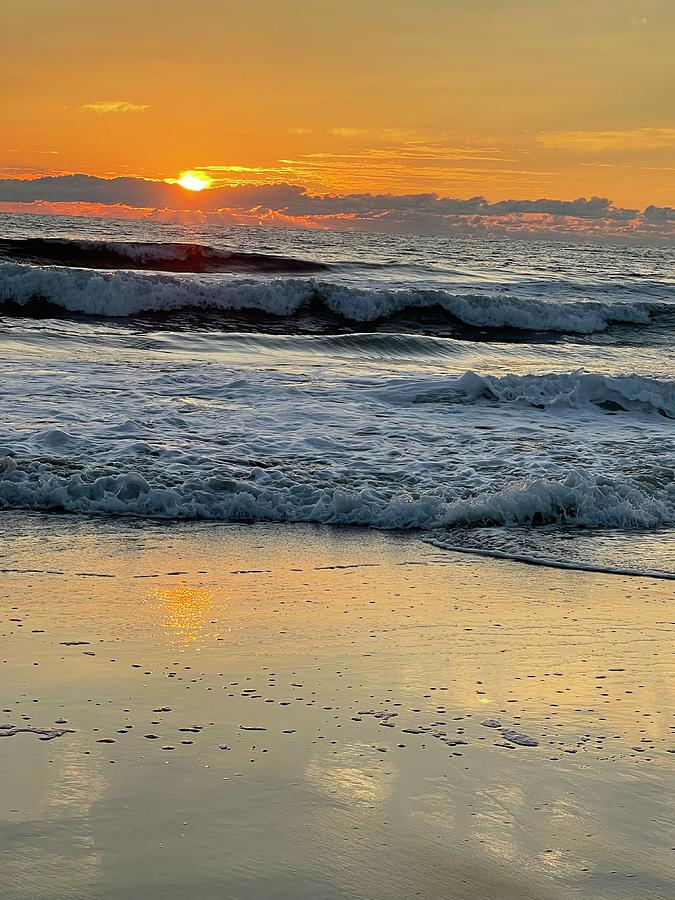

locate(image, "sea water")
[[1, 213, 674, 575]]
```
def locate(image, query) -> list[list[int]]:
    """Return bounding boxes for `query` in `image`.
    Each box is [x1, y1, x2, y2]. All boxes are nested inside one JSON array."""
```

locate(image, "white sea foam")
[[380, 370, 675, 418], [424, 539, 675, 580], [75, 240, 204, 262], [0, 458, 673, 534], [0, 359, 673, 533], [0, 262, 659, 333], [0, 262, 313, 317]]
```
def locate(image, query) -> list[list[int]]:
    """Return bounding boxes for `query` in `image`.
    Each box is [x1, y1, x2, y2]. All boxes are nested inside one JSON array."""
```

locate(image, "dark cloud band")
[[0, 175, 672, 240]]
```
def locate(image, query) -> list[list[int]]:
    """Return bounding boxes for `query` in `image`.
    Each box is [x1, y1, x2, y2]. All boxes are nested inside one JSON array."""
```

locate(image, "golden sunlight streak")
[[149, 584, 215, 644], [175, 170, 212, 191]]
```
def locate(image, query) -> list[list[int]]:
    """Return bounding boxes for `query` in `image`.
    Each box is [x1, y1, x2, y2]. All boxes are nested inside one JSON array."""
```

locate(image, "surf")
[[0, 261, 664, 336]]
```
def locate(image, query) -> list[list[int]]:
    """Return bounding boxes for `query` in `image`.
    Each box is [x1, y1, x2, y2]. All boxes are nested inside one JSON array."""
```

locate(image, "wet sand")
[[1, 512, 673, 899]]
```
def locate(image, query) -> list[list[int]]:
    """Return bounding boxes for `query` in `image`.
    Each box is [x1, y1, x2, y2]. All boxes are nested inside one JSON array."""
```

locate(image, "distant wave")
[[0, 238, 328, 274], [0, 262, 661, 334], [377, 370, 675, 418]]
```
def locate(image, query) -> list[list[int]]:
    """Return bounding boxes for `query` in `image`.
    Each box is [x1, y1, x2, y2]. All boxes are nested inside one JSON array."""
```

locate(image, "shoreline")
[[1, 513, 673, 899], [2, 508, 674, 583], [425, 538, 675, 580]]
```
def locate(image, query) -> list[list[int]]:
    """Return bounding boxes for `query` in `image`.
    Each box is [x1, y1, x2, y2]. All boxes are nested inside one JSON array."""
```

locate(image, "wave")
[[438, 470, 675, 529], [0, 457, 672, 532], [0, 262, 661, 334], [0, 238, 328, 274], [378, 370, 675, 418], [424, 540, 675, 580]]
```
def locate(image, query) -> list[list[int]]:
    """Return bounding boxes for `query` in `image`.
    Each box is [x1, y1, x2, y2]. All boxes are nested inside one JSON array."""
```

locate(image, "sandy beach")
[[1, 512, 673, 899]]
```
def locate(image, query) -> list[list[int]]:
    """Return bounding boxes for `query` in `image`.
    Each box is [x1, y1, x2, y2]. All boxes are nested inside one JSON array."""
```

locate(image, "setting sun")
[[176, 170, 212, 192]]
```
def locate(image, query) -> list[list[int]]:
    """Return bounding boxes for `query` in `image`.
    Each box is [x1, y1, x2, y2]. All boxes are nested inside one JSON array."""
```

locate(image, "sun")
[[176, 170, 212, 192]]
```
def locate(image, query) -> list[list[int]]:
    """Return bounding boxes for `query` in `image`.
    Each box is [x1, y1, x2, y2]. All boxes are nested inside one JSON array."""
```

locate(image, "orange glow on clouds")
[[2, 198, 672, 246]]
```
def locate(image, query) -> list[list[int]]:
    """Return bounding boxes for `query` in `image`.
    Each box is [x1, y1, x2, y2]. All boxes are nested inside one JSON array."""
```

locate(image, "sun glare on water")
[[176, 170, 212, 191]]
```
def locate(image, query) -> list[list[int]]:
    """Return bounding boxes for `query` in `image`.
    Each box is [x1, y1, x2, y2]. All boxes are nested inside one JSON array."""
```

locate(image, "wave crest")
[[0, 238, 327, 274], [0, 262, 658, 334], [386, 370, 675, 418], [0, 458, 672, 531]]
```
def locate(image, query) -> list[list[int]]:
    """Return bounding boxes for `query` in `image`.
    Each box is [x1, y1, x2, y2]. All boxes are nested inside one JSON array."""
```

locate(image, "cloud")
[[199, 137, 520, 196], [0, 174, 171, 205], [642, 205, 675, 223], [80, 101, 149, 114], [537, 128, 675, 152], [5, 148, 58, 155], [486, 197, 638, 220], [329, 127, 369, 138], [0, 175, 672, 244]]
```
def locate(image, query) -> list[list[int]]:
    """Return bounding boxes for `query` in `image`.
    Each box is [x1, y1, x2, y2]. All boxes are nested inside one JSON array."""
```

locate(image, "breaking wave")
[[0, 457, 673, 532], [380, 370, 675, 418], [0, 262, 661, 334]]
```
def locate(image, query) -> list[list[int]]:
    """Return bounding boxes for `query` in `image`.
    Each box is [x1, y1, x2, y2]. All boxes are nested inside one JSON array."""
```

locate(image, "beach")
[[2, 1, 675, 896], [2, 512, 673, 899]]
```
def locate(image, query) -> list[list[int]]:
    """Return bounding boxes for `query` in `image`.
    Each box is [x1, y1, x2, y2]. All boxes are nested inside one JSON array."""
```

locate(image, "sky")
[[1, 0, 674, 241]]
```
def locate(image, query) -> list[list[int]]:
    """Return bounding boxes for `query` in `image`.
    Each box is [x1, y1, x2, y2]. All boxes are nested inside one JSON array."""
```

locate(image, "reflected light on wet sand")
[[304, 743, 396, 807], [148, 584, 216, 644]]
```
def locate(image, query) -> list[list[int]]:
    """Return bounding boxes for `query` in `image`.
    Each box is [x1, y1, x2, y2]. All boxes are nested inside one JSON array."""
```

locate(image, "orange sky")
[[1, 0, 674, 211]]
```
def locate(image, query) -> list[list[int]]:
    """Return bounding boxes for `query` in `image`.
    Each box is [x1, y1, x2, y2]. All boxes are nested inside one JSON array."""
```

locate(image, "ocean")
[[1, 213, 674, 577]]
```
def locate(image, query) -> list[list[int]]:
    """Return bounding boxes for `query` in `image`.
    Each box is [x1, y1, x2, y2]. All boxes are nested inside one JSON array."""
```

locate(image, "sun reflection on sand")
[[304, 742, 396, 807], [149, 584, 216, 644]]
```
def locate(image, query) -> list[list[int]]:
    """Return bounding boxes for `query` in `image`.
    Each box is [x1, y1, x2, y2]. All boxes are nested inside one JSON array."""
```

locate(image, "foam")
[[1, 351, 672, 539], [424, 539, 675, 581], [0, 723, 75, 740], [0, 262, 314, 317], [0, 262, 658, 333], [0, 457, 672, 531], [383, 370, 675, 418]]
